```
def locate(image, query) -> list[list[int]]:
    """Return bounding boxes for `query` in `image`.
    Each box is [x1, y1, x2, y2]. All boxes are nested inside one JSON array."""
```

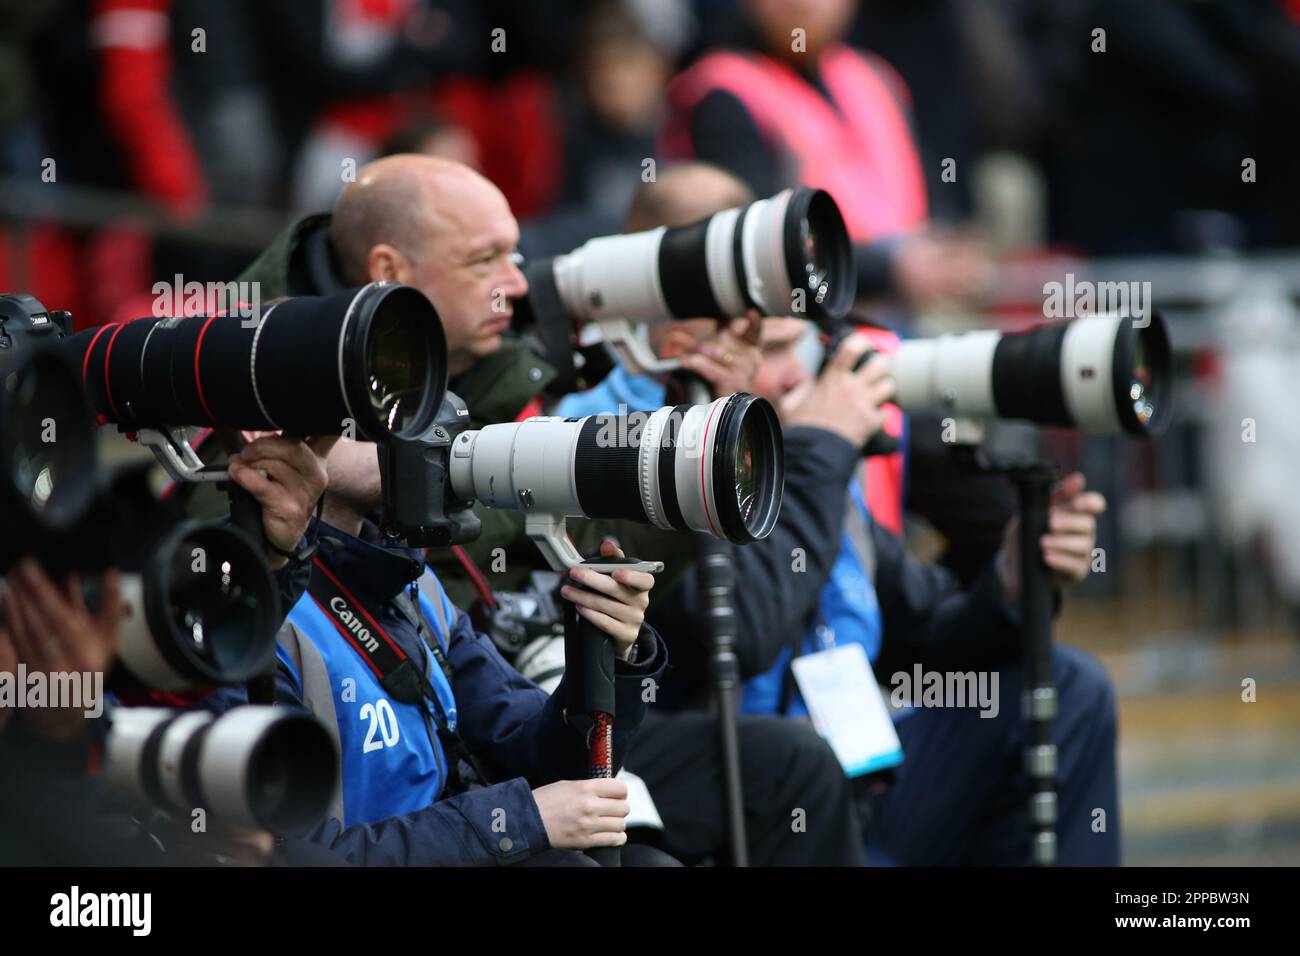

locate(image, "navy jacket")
[[206, 522, 666, 866], [648, 426, 1020, 700]]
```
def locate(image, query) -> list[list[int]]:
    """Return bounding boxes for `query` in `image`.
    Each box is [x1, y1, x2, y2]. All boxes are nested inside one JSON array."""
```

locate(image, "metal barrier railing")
[[0, 176, 290, 290]]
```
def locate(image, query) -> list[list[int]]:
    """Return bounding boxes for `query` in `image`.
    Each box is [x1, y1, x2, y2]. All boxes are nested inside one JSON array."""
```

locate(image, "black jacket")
[[647, 425, 1020, 706]]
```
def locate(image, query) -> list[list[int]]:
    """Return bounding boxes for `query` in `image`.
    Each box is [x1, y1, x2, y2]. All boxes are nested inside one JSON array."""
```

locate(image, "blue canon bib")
[[741, 482, 883, 718], [283, 580, 460, 828]]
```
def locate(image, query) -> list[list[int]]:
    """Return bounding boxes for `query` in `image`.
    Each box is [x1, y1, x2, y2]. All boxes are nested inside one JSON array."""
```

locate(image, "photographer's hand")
[[226, 434, 338, 570], [531, 778, 630, 849], [2, 561, 121, 740], [784, 332, 893, 447], [559, 540, 653, 661], [998, 472, 1107, 604], [678, 311, 762, 397]]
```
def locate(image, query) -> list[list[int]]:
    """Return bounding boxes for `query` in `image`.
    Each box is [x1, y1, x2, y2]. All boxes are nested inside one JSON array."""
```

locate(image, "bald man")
[[241, 155, 528, 378]]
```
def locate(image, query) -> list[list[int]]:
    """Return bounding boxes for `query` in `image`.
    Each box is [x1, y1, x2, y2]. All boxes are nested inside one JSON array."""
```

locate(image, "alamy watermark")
[[1043, 272, 1151, 328], [152, 275, 262, 327], [594, 405, 705, 458], [889, 665, 1000, 719], [50, 886, 151, 936], [0, 666, 103, 718]]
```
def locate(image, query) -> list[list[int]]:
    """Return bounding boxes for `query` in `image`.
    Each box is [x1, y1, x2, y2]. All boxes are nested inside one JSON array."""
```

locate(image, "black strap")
[[394, 585, 495, 789], [307, 557, 416, 690]]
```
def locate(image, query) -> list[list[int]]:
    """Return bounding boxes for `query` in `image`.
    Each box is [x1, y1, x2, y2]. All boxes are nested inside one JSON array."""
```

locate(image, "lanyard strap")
[[306, 558, 456, 736], [394, 583, 495, 789]]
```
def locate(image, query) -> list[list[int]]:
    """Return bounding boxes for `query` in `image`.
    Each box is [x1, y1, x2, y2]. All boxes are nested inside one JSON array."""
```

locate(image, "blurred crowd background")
[[3, 0, 1300, 864]]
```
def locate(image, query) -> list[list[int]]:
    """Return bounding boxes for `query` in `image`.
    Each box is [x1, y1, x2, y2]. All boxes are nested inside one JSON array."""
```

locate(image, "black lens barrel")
[[711, 393, 784, 543], [659, 219, 725, 320], [784, 187, 855, 324], [991, 324, 1071, 426], [69, 284, 445, 441], [574, 415, 646, 522]]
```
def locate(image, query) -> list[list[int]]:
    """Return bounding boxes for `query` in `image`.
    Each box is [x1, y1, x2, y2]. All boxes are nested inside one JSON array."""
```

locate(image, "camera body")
[[378, 391, 482, 548], [477, 570, 567, 664], [1, 293, 282, 692], [0, 293, 74, 350]]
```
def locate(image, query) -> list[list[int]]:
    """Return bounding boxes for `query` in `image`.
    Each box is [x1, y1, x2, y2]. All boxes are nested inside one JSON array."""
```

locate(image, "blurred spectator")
[[1014, 0, 1300, 255], [848, 0, 1043, 226], [279, 0, 585, 215], [14, 0, 274, 326], [0, 1, 68, 175], [558, 3, 676, 219], [521, 1, 687, 257], [382, 109, 482, 170], [660, 0, 992, 309]]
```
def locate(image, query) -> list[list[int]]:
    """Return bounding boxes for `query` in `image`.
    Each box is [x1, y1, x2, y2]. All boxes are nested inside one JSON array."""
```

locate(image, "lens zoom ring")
[[574, 416, 647, 523]]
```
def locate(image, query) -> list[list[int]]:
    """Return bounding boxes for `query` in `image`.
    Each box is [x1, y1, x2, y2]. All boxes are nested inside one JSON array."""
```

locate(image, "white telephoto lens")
[[552, 228, 669, 323], [1059, 314, 1124, 432]]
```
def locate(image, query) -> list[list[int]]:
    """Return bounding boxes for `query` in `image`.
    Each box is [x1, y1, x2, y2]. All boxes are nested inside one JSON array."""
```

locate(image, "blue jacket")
[[206, 522, 666, 866], [740, 481, 884, 719]]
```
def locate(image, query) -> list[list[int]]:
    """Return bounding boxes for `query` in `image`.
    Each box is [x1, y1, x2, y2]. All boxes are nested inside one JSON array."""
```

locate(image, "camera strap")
[[306, 559, 490, 791], [393, 585, 494, 789]]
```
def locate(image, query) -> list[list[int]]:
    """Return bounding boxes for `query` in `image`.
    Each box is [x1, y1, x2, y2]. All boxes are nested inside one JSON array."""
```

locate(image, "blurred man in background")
[[660, 0, 990, 308]]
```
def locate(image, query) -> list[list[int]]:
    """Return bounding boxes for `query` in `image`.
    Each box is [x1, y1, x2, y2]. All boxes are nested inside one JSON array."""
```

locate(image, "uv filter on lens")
[[709, 393, 783, 543]]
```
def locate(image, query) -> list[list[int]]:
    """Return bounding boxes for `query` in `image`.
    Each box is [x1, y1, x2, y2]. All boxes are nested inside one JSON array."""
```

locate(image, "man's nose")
[[503, 259, 529, 299]]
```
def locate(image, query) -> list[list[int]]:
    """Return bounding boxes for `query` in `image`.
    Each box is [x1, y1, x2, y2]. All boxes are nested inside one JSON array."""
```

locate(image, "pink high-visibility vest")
[[855, 325, 906, 536], [662, 46, 929, 242]]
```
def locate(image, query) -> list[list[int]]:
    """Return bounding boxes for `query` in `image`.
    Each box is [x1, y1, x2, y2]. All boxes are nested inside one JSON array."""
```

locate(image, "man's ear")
[[368, 244, 413, 284]]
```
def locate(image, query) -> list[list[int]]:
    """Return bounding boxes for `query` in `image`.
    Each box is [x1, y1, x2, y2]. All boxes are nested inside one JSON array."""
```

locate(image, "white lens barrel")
[[449, 398, 733, 538], [1059, 314, 1124, 432], [742, 190, 794, 316], [553, 228, 669, 322], [105, 706, 331, 832], [198, 705, 291, 829], [893, 330, 1002, 418], [704, 207, 748, 318], [115, 572, 189, 690], [449, 418, 585, 517], [102, 707, 178, 804]]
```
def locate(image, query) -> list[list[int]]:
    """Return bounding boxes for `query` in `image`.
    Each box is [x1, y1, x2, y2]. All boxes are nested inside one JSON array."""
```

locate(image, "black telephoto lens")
[[0, 348, 98, 573], [69, 283, 446, 441], [112, 521, 280, 691]]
